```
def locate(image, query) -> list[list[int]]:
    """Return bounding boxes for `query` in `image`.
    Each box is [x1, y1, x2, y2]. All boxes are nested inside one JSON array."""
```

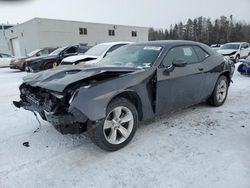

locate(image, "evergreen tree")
[[148, 15, 250, 45]]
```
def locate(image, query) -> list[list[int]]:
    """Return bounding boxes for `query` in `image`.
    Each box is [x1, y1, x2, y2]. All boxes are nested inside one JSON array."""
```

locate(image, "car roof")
[[129, 40, 216, 55], [224, 42, 246, 45], [97, 42, 134, 46], [132, 40, 206, 47]]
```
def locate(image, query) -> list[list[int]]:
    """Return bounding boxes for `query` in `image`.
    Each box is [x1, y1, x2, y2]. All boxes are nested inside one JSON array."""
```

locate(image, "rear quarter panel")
[[202, 53, 230, 100]]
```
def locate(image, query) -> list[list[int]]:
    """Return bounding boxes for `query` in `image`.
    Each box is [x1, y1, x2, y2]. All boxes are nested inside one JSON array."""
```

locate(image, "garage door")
[[11, 38, 21, 57]]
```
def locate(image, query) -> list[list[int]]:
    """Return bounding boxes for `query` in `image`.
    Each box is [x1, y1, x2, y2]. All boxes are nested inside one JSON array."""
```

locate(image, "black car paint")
[[26, 45, 90, 72], [14, 40, 234, 134]]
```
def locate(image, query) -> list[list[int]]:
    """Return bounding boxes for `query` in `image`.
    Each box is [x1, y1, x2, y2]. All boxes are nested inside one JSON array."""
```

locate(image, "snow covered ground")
[[0, 67, 249, 188]]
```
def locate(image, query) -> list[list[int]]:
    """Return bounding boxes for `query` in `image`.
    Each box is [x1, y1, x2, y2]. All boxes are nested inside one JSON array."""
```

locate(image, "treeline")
[[149, 15, 250, 45]]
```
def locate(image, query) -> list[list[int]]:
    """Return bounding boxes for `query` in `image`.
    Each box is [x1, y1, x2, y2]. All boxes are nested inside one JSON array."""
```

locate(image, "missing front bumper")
[[13, 100, 88, 134]]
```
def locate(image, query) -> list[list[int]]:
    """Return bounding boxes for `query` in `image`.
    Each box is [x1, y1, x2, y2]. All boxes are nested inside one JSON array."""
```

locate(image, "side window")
[[162, 46, 198, 67], [193, 46, 209, 62], [49, 48, 56, 53], [241, 43, 248, 49], [40, 49, 49, 56], [65, 47, 77, 54]]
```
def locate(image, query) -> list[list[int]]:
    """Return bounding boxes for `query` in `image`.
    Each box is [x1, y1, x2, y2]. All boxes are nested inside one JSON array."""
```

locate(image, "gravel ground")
[[0, 66, 249, 188]]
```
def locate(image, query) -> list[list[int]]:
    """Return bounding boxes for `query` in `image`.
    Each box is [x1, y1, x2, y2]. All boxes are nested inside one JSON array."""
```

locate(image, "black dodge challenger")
[[14, 40, 234, 151]]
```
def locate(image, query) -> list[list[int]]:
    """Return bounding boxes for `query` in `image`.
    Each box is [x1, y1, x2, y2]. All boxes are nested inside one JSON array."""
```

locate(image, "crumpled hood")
[[217, 49, 238, 55], [23, 65, 140, 92], [62, 54, 99, 63]]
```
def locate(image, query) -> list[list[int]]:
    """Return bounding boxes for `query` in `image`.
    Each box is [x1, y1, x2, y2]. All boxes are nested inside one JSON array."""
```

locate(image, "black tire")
[[207, 75, 229, 107], [87, 98, 138, 151]]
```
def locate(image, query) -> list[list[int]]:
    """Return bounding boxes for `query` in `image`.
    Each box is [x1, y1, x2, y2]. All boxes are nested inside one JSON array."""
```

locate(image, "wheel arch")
[[220, 71, 231, 86], [107, 90, 143, 121]]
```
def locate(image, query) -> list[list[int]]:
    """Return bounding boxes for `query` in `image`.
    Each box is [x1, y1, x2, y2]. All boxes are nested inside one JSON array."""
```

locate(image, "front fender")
[[69, 69, 156, 121]]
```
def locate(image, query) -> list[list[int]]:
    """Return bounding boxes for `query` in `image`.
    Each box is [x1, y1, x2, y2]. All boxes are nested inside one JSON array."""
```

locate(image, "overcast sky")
[[0, 0, 250, 28]]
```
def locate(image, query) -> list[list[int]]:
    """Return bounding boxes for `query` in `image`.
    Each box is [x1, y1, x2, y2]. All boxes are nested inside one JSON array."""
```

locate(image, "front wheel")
[[207, 75, 229, 107], [88, 98, 138, 151]]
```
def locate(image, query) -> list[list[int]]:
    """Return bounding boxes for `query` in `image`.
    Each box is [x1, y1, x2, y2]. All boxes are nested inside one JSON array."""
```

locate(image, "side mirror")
[[172, 59, 187, 67]]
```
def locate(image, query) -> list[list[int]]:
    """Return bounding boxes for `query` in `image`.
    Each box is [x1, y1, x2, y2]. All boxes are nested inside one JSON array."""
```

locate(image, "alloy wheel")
[[216, 79, 227, 103], [103, 106, 134, 145]]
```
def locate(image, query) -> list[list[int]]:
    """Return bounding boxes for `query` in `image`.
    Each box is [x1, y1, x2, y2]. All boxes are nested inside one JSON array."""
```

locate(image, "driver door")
[[156, 46, 205, 115]]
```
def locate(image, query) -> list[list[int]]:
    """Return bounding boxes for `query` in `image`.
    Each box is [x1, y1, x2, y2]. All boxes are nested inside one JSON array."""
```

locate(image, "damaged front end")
[[13, 66, 140, 134], [13, 84, 88, 134]]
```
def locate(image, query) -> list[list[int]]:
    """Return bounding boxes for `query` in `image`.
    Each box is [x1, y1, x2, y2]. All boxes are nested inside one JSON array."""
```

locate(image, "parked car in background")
[[0, 53, 14, 68], [25, 45, 90, 72], [217, 42, 250, 63], [238, 55, 250, 75], [61, 42, 132, 66], [14, 40, 234, 151], [211, 44, 223, 51], [10, 47, 57, 71]]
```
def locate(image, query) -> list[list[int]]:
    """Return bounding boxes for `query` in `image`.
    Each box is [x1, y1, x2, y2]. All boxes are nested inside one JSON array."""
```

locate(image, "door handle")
[[198, 67, 204, 71]]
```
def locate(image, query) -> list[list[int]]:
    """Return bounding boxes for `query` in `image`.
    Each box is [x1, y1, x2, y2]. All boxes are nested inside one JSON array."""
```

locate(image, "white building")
[[0, 25, 13, 55], [0, 18, 149, 57]]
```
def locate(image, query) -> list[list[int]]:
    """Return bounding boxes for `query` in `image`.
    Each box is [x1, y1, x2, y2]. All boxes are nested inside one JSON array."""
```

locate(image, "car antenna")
[[33, 111, 42, 133]]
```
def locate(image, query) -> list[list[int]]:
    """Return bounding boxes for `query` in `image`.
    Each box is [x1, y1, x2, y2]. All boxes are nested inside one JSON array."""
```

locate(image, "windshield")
[[84, 44, 111, 56], [27, 49, 41, 57], [97, 45, 162, 68], [221, 44, 240, 50], [49, 47, 66, 56]]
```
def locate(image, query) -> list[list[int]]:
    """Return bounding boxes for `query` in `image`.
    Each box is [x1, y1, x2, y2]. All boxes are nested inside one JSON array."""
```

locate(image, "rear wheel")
[[207, 75, 229, 107], [88, 98, 138, 151]]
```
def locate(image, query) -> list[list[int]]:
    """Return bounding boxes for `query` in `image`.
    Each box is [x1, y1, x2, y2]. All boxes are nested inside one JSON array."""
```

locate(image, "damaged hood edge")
[[22, 65, 141, 92]]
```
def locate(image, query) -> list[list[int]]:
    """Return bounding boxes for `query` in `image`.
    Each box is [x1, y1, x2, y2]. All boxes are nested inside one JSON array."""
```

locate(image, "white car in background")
[[61, 42, 132, 65], [217, 42, 250, 63], [0, 53, 14, 68]]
